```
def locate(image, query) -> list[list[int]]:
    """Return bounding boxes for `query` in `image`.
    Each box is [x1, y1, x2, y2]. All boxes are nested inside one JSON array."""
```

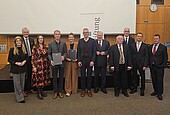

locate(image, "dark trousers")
[[127, 70, 134, 89], [150, 65, 164, 95], [52, 66, 64, 93], [80, 58, 92, 90], [25, 56, 34, 91], [94, 67, 106, 89], [132, 65, 145, 90], [114, 64, 128, 90]]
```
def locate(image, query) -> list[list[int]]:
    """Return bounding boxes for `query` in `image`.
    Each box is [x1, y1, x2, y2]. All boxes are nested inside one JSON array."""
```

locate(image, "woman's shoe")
[[66, 93, 70, 97]]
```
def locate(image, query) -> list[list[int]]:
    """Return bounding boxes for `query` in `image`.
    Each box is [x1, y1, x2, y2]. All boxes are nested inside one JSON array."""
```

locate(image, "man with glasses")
[[123, 27, 135, 90], [77, 28, 96, 97]]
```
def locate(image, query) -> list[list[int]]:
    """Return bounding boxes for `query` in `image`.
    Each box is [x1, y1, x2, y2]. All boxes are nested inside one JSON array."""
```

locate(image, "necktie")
[[153, 44, 157, 55], [126, 38, 128, 44], [25, 38, 31, 56], [98, 40, 102, 48], [119, 44, 124, 64], [137, 42, 140, 52]]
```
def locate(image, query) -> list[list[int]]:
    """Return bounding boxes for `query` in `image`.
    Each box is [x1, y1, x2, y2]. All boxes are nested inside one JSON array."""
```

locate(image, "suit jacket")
[[94, 39, 110, 67], [130, 42, 148, 68], [123, 37, 135, 48], [109, 44, 131, 71], [149, 43, 168, 68], [48, 40, 67, 67], [77, 38, 96, 63], [22, 37, 35, 56]]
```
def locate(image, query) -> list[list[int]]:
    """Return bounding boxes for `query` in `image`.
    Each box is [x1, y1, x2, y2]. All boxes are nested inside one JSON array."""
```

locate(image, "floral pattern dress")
[[32, 46, 51, 88]]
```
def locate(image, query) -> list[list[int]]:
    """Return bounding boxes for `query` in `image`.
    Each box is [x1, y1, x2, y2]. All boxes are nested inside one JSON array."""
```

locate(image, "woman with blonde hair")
[[8, 36, 27, 103], [32, 35, 51, 100]]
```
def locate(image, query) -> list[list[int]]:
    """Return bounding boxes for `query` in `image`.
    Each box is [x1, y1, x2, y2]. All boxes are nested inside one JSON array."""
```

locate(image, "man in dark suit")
[[149, 34, 168, 100], [130, 32, 148, 96], [123, 27, 135, 90], [77, 28, 95, 97], [48, 30, 67, 99], [94, 31, 110, 94], [22, 27, 35, 96], [109, 35, 132, 97]]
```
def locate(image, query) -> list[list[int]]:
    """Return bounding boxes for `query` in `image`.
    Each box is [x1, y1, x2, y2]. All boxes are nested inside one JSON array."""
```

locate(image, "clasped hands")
[[15, 60, 26, 66]]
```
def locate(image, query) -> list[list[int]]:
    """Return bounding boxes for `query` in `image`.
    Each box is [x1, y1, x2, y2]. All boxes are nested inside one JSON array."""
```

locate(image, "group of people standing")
[[8, 27, 168, 103]]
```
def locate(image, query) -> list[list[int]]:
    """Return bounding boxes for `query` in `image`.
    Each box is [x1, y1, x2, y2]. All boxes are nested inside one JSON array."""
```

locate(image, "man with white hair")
[[22, 27, 35, 96], [123, 27, 135, 90], [109, 35, 132, 97], [94, 31, 110, 94]]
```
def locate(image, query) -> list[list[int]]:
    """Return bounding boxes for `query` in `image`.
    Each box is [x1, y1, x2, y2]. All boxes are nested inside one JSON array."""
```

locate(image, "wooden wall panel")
[[0, 54, 8, 66], [136, 6, 148, 23], [140, 0, 150, 5], [136, 24, 147, 42], [165, 0, 170, 5], [145, 24, 165, 44], [147, 6, 165, 23]]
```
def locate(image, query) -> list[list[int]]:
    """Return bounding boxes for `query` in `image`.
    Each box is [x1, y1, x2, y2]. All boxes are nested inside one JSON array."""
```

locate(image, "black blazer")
[[130, 42, 148, 68], [8, 47, 28, 74], [94, 39, 110, 67], [123, 37, 135, 48], [149, 43, 168, 68], [77, 38, 96, 62], [109, 44, 131, 71], [22, 37, 35, 56]]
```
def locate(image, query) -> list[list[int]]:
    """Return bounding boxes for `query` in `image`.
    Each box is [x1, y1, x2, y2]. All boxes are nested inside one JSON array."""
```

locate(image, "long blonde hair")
[[13, 36, 27, 55]]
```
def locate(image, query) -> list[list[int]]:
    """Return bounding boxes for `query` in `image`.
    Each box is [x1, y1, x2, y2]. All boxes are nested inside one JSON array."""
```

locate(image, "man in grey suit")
[[94, 31, 110, 94], [48, 30, 67, 99]]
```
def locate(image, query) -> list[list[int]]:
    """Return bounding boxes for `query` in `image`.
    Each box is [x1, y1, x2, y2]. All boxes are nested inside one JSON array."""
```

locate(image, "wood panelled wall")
[[0, 0, 170, 68]]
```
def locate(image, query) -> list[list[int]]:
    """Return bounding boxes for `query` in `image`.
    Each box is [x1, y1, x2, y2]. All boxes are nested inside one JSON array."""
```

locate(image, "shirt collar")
[[84, 38, 89, 42], [24, 37, 28, 40], [124, 36, 129, 39]]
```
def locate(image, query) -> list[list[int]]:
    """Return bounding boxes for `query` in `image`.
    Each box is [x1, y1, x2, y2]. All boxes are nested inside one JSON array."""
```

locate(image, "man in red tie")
[[149, 34, 168, 100]]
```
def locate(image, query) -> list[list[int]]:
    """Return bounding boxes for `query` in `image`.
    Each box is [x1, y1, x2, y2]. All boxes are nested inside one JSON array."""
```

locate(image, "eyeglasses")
[[83, 32, 89, 34]]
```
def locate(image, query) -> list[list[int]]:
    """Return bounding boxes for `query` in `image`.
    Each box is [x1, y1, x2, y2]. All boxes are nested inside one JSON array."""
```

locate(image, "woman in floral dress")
[[32, 35, 51, 100]]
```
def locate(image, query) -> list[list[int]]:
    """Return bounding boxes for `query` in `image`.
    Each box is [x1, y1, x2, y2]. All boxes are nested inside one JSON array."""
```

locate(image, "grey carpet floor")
[[0, 69, 170, 115]]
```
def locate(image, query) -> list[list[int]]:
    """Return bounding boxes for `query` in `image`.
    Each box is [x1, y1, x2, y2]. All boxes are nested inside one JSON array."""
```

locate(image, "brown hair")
[[154, 34, 160, 38], [54, 30, 61, 34], [68, 32, 74, 37], [35, 35, 45, 48], [136, 32, 143, 37]]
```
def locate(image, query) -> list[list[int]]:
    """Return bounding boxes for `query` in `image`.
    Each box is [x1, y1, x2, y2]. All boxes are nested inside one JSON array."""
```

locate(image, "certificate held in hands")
[[68, 49, 77, 60], [52, 53, 62, 65]]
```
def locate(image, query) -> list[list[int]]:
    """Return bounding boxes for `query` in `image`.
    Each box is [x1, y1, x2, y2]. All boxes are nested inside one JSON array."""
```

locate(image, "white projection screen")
[[0, 0, 136, 34]]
